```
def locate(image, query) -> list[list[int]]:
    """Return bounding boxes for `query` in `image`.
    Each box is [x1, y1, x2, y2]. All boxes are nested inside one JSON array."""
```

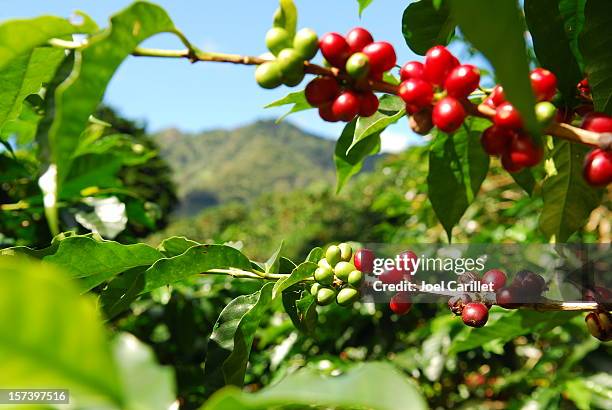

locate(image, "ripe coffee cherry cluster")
[[585, 310, 612, 342], [312, 243, 364, 307], [495, 270, 547, 308], [305, 28, 396, 122], [256, 23, 319, 89], [581, 112, 612, 186], [399, 46, 476, 133]]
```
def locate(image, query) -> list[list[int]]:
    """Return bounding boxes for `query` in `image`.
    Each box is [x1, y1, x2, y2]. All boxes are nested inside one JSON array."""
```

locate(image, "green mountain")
[[153, 120, 340, 215]]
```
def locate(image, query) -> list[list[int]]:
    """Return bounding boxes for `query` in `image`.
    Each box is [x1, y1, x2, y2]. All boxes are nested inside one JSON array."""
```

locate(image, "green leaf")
[[273, 261, 317, 298], [449, 308, 576, 354], [264, 90, 312, 122], [524, 0, 582, 105], [449, 0, 540, 136], [201, 362, 427, 410], [204, 283, 274, 390], [334, 119, 381, 193], [510, 167, 537, 196], [402, 0, 455, 55], [157, 236, 200, 257], [357, 0, 374, 16], [427, 118, 490, 240], [100, 267, 147, 320], [559, 0, 587, 69], [0, 256, 123, 406], [264, 241, 284, 274], [351, 95, 406, 151], [539, 141, 603, 241], [579, 0, 612, 114], [142, 244, 253, 293], [273, 0, 298, 38], [282, 287, 318, 334], [306, 246, 324, 263]]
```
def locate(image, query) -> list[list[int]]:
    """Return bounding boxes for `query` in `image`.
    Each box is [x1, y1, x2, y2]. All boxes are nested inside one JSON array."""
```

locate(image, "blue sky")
[[3, 0, 474, 151]]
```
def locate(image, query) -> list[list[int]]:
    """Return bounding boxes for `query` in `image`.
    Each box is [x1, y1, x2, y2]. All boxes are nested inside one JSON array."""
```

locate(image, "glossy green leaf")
[[264, 241, 284, 273], [402, 0, 455, 55], [351, 95, 405, 151], [510, 167, 537, 196], [449, 0, 539, 136], [524, 0, 582, 104], [201, 362, 427, 410], [559, 0, 587, 69], [539, 141, 603, 241], [264, 90, 312, 122], [273, 261, 317, 298], [334, 119, 381, 193], [357, 0, 374, 16], [273, 0, 298, 38], [100, 267, 147, 320], [0, 256, 123, 406], [427, 118, 490, 241], [282, 287, 318, 334], [579, 0, 612, 114], [142, 244, 253, 293], [204, 283, 274, 390], [306, 246, 324, 263], [157, 236, 200, 257]]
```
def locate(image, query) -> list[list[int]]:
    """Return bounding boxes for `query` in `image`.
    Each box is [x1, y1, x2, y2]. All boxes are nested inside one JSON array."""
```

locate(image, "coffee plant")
[[1, 0, 611, 409]]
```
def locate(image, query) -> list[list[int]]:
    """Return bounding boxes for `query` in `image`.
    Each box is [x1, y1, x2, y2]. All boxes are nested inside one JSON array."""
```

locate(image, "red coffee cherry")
[[494, 102, 524, 130], [359, 91, 380, 117], [448, 294, 472, 316], [482, 269, 507, 291], [346, 27, 374, 54], [424, 45, 459, 87], [318, 103, 340, 122], [508, 133, 543, 168], [362, 42, 397, 75], [496, 287, 518, 309], [400, 61, 425, 81], [332, 91, 360, 122], [354, 248, 375, 274], [319, 33, 351, 68], [584, 286, 612, 303], [305, 77, 340, 107], [380, 268, 404, 284], [501, 152, 523, 173], [398, 78, 434, 109], [483, 85, 506, 109], [530, 68, 558, 102], [582, 112, 612, 133], [480, 125, 514, 156], [583, 148, 612, 187], [585, 310, 612, 342], [397, 250, 418, 275], [432, 96, 466, 133], [461, 302, 489, 328], [389, 292, 412, 315], [512, 270, 547, 299], [445, 64, 481, 99], [577, 77, 590, 98]]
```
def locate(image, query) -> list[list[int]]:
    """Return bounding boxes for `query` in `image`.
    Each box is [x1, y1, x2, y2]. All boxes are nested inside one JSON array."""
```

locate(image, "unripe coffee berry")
[[283, 70, 305, 87], [346, 52, 370, 80], [535, 101, 557, 127], [255, 62, 283, 89], [293, 28, 319, 60], [400, 61, 425, 81], [362, 42, 397, 74], [399, 78, 434, 109], [432, 97, 466, 133], [480, 125, 513, 156], [354, 248, 375, 274], [530, 68, 557, 102], [336, 286, 360, 307], [461, 302, 489, 328], [318, 258, 333, 271], [445, 64, 480, 99], [266, 27, 292, 55], [585, 310, 612, 342], [316, 287, 337, 306], [389, 292, 412, 315], [305, 77, 340, 107], [310, 282, 322, 296], [319, 33, 351, 68], [348, 270, 364, 287], [276, 48, 304, 76], [338, 243, 353, 262], [314, 266, 334, 285], [482, 269, 507, 291], [424, 45, 459, 87], [325, 245, 342, 266], [583, 149, 612, 187], [359, 92, 379, 117], [346, 27, 374, 54], [494, 103, 523, 130], [332, 91, 361, 122], [334, 261, 357, 282]]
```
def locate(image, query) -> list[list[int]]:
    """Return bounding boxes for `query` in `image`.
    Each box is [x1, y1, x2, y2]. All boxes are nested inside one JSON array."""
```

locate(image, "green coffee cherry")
[[346, 53, 370, 80], [336, 287, 360, 307], [338, 243, 353, 262], [266, 27, 292, 55], [310, 282, 322, 296], [316, 287, 336, 306], [348, 270, 364, 287], [283, 70, 305, 87], [255, 62, 283, 89], [294, 28, 319, 60], [318, 258, 332, 271], [334, 261, 357, 282], [314, 266, 334, 285], [535, 101, 557, 127], [326, 245, 342, 267], [277, 48, 304, 76]]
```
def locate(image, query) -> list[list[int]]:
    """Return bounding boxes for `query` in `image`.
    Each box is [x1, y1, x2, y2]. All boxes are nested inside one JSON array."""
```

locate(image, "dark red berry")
[[508, 133, 543, 168], [305, 77, 340, 107], [400, 61, 425, 81], [380, 268, 404, 284], [582, 112, 612, 133], [501, 152, 523, 173], [362, 42, 397, 74], [445, 64, 480, 99], [359, 91, 379, 117], [480, 125, 514, 156], [512, 270, 547, 299], [346, 27, 374, 54], [483, 85, 506, 109], [577, 77, 590, 98], [530, 68, 557, 102], [496, 287, 518, 309], [397, 250, 418, 276], [424, 45, 459, 87], [332, 91, 360, 122], [584, 286, 612, 303], [319, 103, 340, 122], [494, 102, 523, 130], [398, 78, 433, 109], [389, 292, 412, 315], [409, 108, 434, 135], [448, 294, 472, 316], [585, 310, 612, 342], [461, 302, 489, 328], [583, 148, 612, 186], [432, 97, 466, 133], [319, 33, 351, 68], [482, 269, 507, 291], [354, 248, 375, 274]]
